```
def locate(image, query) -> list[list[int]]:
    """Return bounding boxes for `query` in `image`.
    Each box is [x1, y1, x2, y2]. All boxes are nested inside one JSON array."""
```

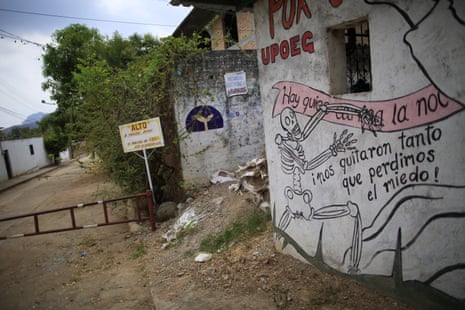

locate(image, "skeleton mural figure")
[[275, 104, 371, 272]]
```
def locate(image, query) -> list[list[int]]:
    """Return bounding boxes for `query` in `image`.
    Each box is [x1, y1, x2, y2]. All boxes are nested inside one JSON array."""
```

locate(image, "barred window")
[[328, 19, 372, 94]]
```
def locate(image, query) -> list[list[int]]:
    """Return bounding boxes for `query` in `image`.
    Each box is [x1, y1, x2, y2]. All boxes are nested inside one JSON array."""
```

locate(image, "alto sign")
[[119, 117, 165, 153]]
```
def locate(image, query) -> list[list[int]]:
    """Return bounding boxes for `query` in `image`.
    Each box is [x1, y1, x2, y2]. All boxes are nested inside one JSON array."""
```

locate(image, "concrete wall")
[[253, 0, 465, 304], [0, 137, 51, 182], [173, 50, 264, 186]]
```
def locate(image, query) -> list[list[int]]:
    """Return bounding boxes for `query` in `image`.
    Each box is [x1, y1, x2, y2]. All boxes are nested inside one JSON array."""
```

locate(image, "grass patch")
[[199, 209, 270, 253], [130, 243, 147, 259]]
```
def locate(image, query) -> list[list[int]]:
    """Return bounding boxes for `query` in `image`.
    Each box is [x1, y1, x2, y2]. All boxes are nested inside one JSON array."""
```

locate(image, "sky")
[[0, 0, 192, 128]]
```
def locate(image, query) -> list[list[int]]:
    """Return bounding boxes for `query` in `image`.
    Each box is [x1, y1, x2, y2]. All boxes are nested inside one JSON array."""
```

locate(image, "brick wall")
[[210, 11, 256, 51], [236, 11, 255, 49]]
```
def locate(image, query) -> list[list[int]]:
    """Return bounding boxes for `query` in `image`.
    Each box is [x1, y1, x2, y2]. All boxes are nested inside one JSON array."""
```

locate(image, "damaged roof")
[[172, 8, 217, 37], [170, 0, 254, 11]]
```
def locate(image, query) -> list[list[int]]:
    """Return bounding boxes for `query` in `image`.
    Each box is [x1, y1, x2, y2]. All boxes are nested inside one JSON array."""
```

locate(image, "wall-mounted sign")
[[119, 117, 164, 153], [224, 71, 248, 97]]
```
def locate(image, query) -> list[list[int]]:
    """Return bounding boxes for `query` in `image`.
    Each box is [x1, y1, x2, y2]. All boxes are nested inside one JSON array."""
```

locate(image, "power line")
[[0, 8, 178, 27], [0, 106, 26, 120], [0, 28, 43, 47], [0, 78, 42, 113]]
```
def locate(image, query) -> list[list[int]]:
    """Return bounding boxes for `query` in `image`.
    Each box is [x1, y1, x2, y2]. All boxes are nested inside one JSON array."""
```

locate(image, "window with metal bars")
[[345, 21, 371, 93], [328, 19, 372, 94]]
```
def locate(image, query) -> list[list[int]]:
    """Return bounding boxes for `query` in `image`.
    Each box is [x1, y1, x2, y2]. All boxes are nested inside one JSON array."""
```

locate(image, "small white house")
[[0, 137, 51, 182]]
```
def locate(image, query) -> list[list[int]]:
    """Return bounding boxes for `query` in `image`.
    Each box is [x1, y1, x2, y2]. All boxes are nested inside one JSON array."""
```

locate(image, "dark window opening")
[[328, 19, 372, 94], [223, 13, 238, 48], [198, 30, 212, 50], [29, 144, 34, 155], [345, 21, 371, 93]]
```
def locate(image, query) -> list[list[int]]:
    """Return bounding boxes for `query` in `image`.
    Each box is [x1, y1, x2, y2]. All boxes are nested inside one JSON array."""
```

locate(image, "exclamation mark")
[[434, 167, 439, 182]]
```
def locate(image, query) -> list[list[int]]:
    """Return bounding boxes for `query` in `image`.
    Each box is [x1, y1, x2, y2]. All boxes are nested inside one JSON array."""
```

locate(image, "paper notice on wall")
[[224, 71, 248, 97]]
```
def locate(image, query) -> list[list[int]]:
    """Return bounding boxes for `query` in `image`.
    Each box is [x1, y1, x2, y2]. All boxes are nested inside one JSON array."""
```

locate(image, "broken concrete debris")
[[212, 154, 269, 205], [161, 155, 269, 249]]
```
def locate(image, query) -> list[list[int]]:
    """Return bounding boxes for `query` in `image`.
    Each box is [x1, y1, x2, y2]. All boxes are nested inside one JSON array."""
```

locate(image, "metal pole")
[[142, 148, 156, 206]]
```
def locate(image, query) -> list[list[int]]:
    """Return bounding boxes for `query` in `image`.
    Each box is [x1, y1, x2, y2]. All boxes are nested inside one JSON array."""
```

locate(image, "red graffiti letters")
[[269, 0, 312, 39], [264, 0, 314, 65], [261, 31, 314, 65]]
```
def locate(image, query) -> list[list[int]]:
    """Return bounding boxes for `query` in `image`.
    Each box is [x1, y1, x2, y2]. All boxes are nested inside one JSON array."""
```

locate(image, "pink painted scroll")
[[272, 82, 464, 132]]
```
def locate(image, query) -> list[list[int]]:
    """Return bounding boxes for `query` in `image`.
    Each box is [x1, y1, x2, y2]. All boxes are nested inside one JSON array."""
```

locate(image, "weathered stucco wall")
[[173, 50, 264, 186], [0, 137, 50, 182], [254, 0, 465, 305]]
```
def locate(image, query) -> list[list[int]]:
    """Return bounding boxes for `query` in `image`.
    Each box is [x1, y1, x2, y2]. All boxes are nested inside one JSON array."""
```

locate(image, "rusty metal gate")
[[0, 190, 155, 240]]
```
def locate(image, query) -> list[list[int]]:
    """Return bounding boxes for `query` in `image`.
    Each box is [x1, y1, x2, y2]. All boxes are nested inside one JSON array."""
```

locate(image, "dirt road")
[[0, 157, 154, 309], [0, 157, 415, 309]]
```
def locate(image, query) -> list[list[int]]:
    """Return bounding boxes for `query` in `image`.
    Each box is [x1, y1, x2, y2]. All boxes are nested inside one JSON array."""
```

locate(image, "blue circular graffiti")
[[185, 105, 224, 132]]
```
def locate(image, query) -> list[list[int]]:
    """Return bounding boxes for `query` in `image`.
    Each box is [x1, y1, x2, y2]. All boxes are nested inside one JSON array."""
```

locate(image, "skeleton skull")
[[281, 108, 302, 140]]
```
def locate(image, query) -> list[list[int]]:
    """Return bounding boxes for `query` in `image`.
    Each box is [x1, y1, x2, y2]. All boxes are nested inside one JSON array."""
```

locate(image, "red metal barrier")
[[0, 190, 155, 240]]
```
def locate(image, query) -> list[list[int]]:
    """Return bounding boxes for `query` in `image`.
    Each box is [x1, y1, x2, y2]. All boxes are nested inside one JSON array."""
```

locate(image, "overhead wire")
[[0, 8, 178, 27], [0, 29, 44, 47], [0, 5, 184, 125], [0, 106, 27, 120], [0, 78, 42, 112]]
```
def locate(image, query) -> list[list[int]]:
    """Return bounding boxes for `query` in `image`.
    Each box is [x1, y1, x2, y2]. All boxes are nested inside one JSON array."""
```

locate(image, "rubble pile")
[[229, 154, 269, 206], [211, 154, 269, 206], [161, 155, 269, 248]]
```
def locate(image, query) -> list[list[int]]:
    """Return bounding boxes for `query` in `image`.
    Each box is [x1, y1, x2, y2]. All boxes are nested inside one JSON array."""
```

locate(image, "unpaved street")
[[0, 157, 154, 309], [0, 157, 415, 309]]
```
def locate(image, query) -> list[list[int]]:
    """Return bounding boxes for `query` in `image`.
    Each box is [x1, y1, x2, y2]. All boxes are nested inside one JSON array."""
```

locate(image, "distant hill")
[[2, 112, 48, 134], [22, 112, 47, 127]]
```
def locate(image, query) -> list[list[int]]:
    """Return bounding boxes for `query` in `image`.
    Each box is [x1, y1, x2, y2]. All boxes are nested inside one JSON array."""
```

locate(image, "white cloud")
[[0, 0, 191, 128], [0, 33, 56, 128], [96, 0, 152, 17]]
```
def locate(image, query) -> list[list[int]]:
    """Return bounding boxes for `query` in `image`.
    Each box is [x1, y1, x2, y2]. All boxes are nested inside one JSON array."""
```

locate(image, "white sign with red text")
[[119, 117, 164, 153]]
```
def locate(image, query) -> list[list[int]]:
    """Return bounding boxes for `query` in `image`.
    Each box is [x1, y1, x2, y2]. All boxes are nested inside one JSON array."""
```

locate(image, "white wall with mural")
[[254, 0, 465, 303]]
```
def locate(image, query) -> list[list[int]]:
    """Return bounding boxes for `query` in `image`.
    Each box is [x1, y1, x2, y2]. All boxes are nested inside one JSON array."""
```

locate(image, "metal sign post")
[[119, 117, 165, 207], [142, 148, 155, 204]]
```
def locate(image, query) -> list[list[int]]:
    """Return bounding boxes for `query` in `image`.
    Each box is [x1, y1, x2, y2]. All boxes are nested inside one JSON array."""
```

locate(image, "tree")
[[42, 23, 210, 201], [39, 111, 68, 161], [42, 24, 102, 103], [41, 24, 103, 157]]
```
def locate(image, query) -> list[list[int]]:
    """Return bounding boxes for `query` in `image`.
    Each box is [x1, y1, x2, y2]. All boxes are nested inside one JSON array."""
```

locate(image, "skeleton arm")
[[305, 129, 357, 170], [326, 103, 383, 135], [325, 103, 363, 116], [305, 149, 334, 170], [300, 103, 368, 142], [299, 105, 328, 142]]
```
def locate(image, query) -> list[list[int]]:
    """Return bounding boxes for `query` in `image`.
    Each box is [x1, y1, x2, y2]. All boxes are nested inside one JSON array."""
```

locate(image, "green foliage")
[[39, 111, 68, 158], [41, 25, 103, 158], [199, 210, 271, 253], [42, 24, 103, 102], [1, 126, 42, 140], [130, 242, 147, 259], [42, 23, 209, 198]]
